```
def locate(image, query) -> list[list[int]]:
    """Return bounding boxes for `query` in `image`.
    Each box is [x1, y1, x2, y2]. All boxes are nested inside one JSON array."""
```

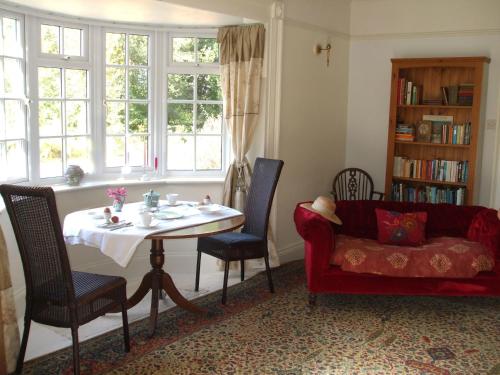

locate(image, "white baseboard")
[[278, 241, 304, 264]]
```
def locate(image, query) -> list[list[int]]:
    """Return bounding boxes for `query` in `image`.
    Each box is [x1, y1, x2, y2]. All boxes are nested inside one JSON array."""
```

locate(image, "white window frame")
[[102, 27, 154, 173], [164, 31, 226, 177], [31, 17, 92, 183], [36, 18, 89, 62], [0, 9, 28, 183]]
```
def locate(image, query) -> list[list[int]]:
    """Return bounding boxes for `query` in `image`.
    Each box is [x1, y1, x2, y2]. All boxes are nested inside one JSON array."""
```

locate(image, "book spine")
[[406, 81, 412, 105]]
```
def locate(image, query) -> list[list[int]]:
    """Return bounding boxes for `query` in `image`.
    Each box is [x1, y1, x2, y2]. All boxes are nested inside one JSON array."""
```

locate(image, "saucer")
[[134, 220, 159, 229], [197, 204, 222, 214], [165, 202, 182, 207], [154, 211, 184, 220]]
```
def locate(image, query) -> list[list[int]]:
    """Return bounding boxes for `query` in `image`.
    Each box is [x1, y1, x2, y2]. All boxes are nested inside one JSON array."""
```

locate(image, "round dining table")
[[64, 202, 244, 336]]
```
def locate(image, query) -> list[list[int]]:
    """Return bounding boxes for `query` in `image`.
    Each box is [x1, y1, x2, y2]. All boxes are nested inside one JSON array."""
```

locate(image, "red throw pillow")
[[375, 208, 427, 246]]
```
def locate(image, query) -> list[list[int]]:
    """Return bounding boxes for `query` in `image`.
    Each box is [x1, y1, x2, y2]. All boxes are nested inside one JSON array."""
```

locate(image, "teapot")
[[143, 189, 160, 208]]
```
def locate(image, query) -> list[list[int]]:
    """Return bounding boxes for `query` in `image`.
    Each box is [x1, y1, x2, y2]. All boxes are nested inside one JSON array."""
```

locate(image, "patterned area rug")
[[22, 261, 500, 374]]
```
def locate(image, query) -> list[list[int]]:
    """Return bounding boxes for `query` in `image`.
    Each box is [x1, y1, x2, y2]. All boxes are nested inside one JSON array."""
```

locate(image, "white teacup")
[[166, 193, 179, 205], [139, 212, 152, 227]]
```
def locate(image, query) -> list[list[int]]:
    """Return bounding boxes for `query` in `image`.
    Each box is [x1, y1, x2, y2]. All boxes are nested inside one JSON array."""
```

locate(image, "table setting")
[[63, 188, 242, 267]]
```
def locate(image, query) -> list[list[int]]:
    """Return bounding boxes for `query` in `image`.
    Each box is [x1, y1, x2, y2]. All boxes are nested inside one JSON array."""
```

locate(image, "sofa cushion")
[[467, 208, 500, 260], [331, 235, 494, 278], [376, 209, 427, 246]]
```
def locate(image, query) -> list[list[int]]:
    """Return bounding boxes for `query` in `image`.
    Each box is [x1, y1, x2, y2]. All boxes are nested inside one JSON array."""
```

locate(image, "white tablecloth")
[[63, 201, 242, 267]]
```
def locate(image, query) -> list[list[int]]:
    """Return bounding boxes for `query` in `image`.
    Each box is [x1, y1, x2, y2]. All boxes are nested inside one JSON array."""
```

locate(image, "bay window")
[[0, 5, 225, 184]]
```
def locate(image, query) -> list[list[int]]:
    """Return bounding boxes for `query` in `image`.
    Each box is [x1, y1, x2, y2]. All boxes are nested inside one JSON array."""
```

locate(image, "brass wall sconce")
[[314, 43, 332, 67]]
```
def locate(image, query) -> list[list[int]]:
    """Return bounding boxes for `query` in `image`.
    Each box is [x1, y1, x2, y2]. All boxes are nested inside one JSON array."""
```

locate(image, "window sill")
[[51, 176, 226, 193]]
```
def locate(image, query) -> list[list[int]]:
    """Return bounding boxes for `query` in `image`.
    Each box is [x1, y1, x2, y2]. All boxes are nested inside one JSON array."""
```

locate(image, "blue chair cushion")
[[198, 232, 265, 251]]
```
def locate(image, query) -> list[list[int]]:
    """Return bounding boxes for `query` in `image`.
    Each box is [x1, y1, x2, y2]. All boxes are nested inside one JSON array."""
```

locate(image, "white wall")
[[347, 0, 500, 206], [275, 0, 350, 255]]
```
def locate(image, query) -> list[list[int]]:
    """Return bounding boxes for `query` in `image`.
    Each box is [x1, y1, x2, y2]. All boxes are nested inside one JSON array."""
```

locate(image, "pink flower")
[[107, 187, 127, 199]]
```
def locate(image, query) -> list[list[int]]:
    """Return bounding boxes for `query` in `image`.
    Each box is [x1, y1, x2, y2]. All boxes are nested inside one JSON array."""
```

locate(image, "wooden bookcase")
[[384, 57, 490, 205]]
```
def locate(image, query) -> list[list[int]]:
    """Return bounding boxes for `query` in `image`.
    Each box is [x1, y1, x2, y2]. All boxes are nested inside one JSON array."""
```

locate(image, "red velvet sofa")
[[294, 200, 500, 304]]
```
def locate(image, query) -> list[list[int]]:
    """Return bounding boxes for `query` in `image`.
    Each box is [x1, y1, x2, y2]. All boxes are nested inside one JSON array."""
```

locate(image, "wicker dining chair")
[[331, 168, 384, 201], [195, 157, 284, 305], [0, 185, 130, 375]]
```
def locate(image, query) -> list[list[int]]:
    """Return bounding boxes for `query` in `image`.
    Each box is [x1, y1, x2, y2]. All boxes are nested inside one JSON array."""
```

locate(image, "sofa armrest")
[[467, 208, 500, 260], [294, 204, 335, 292]]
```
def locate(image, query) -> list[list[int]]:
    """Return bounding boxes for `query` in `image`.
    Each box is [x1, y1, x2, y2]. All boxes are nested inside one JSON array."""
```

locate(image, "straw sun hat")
[[300, 196, 342, 225]]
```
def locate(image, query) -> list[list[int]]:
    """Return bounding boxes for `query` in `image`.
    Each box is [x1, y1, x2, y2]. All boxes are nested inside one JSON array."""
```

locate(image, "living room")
[[0, 0, 499, 374]]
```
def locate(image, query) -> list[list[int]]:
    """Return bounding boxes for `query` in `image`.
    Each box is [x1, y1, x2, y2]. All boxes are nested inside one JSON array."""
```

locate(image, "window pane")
[[3, 58, 23, 96], [38, 67, 61, 98], [197, 74, 222, 100], [106, 136, 125, 167], [0, 102, 4, 138], [129, 103, 148, 133], [63, 27, 82, 56], [196, 136, 221, 170], [167, 74, 193, 100], [106, 67, 125, 99], [129, 68, 148, 99], [4, 100, 25, 139], [66, 101, 87, 135], [2, 18, 22, 57], [106, 33, 125, 65], [167, 103, 193, 133], [197, 104, 222, 134], [106, 102, 125, 134], [65, 69, 87, 99], [198, 38, 219, 63], [129, 34, 148, 66], [40, 138, 62, 177], [172, 37, 195, 63], [41, 24, 60, 54], [4, 140, 26, 180], [39, 100, 62, 136], [66, 136, 91, 171], [167, 135, 193, 170], [128, 135, 148, 166]]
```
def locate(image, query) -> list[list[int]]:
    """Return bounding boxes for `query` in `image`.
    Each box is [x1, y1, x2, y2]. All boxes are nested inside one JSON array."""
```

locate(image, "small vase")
[[64, 165, 84, 186], [113, 197, 125, 212]]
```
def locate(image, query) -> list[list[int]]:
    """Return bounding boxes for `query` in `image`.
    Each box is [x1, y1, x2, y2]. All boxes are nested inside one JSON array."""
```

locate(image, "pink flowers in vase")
[[107, 187, 127, 212]]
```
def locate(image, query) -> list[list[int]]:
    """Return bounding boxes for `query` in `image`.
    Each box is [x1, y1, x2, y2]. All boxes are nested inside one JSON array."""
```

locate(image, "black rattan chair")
[[331, 168, 384, 201], [0, 185, 130, 375], [195, 157, 284, 304]]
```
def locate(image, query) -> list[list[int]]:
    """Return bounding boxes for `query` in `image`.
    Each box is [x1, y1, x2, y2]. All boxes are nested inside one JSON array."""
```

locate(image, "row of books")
[[393, 156, 469, 183], [397, 78, 421, 105], [395, 123, 415, 142], [391, 183, 466, 205], [396, 79, 474, 106], [433, 122, 471, 145]]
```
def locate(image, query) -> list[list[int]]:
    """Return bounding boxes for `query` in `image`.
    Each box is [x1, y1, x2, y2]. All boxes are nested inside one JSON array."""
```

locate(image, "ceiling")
[[5, 0, 246, 26]]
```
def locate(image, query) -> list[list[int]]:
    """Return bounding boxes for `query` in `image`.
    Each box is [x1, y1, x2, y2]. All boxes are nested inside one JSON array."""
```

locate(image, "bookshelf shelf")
[[392, 177, 467, 187], [395, 141, 470, 148], [385, 56, 489, 205], [398, 105, 472, 109]]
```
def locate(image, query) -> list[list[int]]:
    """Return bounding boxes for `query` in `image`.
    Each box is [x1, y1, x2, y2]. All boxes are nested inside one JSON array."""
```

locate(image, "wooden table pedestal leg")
[[112, 239, 204, 336]]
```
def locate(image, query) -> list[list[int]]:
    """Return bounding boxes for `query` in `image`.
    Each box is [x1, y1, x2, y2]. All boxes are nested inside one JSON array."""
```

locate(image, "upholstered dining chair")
[[195, 157, 284, 305], [0, 185, 130, 375], [331, 168, 384, 201]]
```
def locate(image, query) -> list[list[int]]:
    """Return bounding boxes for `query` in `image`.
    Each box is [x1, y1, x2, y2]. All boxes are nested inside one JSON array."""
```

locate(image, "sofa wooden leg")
[[308, 293, 317, 306]]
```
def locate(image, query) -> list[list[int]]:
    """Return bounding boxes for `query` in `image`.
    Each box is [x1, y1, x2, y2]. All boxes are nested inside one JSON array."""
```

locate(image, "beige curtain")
[[219, 24, 265, 207], [218, 24, 279, 268], [0, 227, 19, 375]]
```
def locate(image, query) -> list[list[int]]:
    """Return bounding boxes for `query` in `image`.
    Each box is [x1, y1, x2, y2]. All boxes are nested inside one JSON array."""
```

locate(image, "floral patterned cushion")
[[330, 235, 495, 278], [376, 209, 427, 246]]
